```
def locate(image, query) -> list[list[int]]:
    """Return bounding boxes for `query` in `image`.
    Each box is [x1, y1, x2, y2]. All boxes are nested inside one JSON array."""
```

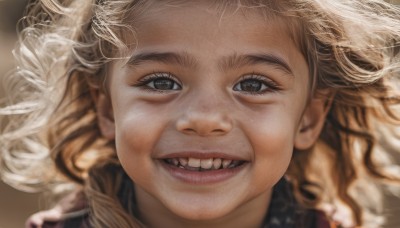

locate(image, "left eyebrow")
[[219, 53, 294, 76], [126, 51, 197, 68]]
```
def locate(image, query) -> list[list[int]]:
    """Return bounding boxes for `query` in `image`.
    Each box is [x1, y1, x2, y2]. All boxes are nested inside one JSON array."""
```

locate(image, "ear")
[[90, 88, 115, 140], [294, 90, 334, 150]]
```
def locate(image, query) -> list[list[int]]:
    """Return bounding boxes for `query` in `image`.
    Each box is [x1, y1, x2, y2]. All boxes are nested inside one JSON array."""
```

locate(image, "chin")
[[164, 199, 236, 221]]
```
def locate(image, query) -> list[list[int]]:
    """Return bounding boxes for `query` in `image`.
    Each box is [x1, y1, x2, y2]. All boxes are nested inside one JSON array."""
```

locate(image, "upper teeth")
[[167, 157, 239, 170]]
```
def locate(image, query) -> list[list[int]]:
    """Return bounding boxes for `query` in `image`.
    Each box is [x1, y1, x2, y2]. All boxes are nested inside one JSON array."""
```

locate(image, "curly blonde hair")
[[1, 0, 400, 227]]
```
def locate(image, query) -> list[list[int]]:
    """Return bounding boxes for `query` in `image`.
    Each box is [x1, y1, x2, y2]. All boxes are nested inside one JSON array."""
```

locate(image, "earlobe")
[[294, 91, 334, 150], [91, 89, 115, 140]]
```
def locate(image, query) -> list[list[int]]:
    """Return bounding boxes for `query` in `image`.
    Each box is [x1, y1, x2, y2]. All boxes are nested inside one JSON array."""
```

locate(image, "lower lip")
[[159, 160, 248, 185]]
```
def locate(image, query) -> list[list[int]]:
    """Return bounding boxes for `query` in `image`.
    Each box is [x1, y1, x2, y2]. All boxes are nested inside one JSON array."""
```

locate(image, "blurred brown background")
[[0, 1, 41, 228], [1, 0, 400, 228]]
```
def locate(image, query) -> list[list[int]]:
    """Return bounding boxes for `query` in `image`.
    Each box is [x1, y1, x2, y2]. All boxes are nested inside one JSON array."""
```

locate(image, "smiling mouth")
[[163, 157, 246, 171]]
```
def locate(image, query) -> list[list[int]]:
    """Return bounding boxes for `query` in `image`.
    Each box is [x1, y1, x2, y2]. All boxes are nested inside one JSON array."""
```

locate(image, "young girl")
[[1, 0, 400, 227]]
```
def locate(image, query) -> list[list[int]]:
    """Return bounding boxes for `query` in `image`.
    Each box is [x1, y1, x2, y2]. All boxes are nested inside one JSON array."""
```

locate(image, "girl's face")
[[99, 1, 325, 226]]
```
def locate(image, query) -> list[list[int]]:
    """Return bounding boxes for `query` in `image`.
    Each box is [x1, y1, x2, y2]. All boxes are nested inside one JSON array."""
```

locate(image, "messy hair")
[[1, 0, 400, 227]]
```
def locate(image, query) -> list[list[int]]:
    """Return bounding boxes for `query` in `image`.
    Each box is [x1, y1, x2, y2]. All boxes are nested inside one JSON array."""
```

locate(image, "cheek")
[[116, 113, 152, 153], [244, 105, 298, 183], [254, 126, 294, 170], [113, 103, 168, 177], [246, 105, 299, 152]]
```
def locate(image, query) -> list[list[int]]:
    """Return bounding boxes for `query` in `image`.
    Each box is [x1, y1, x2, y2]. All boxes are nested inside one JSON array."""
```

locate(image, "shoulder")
[[314, 210, 336, 228], [264, 178, 335, 228], [42, 209, 90, 228]]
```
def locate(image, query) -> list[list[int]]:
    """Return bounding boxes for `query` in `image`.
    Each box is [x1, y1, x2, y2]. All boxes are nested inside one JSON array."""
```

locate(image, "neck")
[[134, 187, 272, 228]]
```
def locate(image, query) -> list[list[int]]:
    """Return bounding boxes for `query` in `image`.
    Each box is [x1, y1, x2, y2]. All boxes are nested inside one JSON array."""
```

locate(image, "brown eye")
[[152, 78, 179, 90], [234, 79, 267, 92], [139, 73, 182, 91]]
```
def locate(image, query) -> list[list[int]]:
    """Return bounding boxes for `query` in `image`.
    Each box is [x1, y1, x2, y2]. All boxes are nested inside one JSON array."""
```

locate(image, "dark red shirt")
[[42, 178, 332, 228]]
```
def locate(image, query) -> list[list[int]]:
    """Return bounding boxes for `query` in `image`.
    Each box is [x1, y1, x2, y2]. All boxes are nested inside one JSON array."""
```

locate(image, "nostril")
[[175, 112, 233, 136], [210, 128, 228, 134], [183, 127, 228, 136], [181, 128, 197, 134]]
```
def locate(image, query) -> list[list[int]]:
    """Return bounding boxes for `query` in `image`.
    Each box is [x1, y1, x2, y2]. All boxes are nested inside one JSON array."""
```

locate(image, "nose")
[[175, 95, 233, 136]]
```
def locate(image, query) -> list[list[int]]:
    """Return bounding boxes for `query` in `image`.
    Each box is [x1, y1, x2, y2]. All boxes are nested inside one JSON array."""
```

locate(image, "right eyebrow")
[[219, 53, 294, 76], [126, 51, 197, 68]]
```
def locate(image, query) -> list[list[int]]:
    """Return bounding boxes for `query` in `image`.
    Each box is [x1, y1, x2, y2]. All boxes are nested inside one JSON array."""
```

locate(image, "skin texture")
[[95, 1, 330, 227]]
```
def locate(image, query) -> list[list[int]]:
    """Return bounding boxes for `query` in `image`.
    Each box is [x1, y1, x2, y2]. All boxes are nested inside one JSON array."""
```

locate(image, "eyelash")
[[233, 74, 282, 95], [133, 72, 182, 93], [133, 72, 281, 94]]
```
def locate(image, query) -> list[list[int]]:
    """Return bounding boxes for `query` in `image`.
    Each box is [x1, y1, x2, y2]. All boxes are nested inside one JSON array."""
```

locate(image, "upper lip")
[[157, 151, 249, 161]]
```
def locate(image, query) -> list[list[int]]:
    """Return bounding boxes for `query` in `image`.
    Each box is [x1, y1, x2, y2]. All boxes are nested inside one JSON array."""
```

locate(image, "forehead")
[[121, 1, 308, 78], [129, 0, 302, 38]]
